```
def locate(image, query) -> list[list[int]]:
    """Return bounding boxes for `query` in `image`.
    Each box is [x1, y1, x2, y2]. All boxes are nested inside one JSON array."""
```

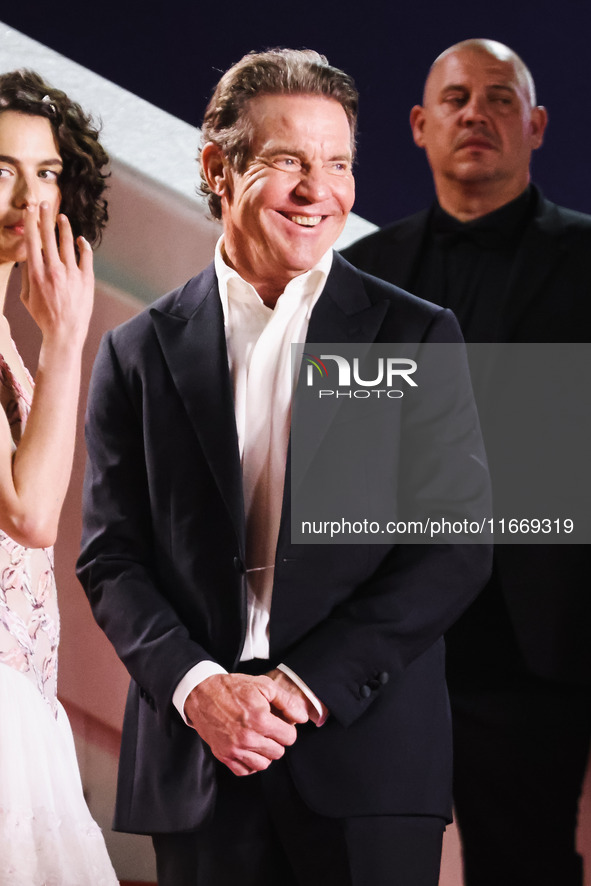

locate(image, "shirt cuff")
[[277, 663, 329, 726], [172, 661, 228, 726]]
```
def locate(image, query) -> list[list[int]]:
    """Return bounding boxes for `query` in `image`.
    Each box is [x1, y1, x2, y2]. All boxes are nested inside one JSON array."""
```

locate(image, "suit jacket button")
[[360, 684, 372, 699], [233, 557, 245, 573], [378, 672, 389, 685]]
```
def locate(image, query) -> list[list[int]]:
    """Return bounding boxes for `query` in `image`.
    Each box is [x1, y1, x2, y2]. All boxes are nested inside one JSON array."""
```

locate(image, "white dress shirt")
[[173, 239, 333, 724]]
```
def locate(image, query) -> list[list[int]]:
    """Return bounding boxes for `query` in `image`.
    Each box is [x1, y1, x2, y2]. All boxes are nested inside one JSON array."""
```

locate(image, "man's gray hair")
[[198, 48, 358, 219]]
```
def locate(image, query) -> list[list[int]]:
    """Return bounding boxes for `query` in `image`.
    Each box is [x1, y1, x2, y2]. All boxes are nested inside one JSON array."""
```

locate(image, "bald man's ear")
[[201, 142, 232, 199], [410, 105, 427, 148], [530, 106, 548, 151]]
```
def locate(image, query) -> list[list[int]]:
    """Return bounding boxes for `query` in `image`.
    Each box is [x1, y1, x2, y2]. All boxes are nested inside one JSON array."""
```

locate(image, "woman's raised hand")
[[20, 201, 94, 348]]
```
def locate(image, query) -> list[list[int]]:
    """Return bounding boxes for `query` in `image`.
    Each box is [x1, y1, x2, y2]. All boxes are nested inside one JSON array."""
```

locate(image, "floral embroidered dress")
[[0, 352, 119, 885]]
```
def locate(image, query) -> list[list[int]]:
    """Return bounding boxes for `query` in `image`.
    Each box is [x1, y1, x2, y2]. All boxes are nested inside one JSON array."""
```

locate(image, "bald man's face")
[[410, 49, 547, 203]]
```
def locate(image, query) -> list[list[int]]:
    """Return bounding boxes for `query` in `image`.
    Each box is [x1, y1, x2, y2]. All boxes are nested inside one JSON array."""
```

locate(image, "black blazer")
[[342, 188, 591, 683], [78, 253, 491, 834]]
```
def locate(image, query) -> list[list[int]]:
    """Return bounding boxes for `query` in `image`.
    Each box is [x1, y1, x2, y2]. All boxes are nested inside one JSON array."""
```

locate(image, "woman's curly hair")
[[0, 69, 109, 245]]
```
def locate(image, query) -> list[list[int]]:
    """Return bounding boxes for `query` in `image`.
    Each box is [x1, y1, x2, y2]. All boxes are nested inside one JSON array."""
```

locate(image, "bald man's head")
[[426, 39, 536, 106], [410, 39, 547, 220]]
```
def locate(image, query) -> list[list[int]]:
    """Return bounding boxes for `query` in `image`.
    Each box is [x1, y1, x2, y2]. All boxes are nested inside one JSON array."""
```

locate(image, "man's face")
[[204, 94, 355, 302], [410, 49, 547, 200]]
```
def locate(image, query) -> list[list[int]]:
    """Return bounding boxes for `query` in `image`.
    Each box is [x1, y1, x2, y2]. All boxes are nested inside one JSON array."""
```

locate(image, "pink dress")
[[0, 353, 119, 885]]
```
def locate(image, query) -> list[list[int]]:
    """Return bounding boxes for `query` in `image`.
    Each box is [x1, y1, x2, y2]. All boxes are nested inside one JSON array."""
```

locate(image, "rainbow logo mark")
[[303, 353, 329, 380]]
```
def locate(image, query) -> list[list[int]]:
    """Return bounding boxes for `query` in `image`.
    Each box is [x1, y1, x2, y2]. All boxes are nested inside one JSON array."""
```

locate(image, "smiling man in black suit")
[[78, 48, 491, 886], [343, 38, 591, 886]]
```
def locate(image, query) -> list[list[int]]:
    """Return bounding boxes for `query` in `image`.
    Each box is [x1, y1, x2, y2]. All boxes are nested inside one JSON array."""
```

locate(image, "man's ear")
[[530, 105, 548, 151], [409, 105, 427, 149], [201, 142, 232, 198]]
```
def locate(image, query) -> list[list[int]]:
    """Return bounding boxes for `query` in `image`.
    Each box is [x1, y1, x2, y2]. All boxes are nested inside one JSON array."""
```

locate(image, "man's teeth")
[[289, 215, 322, 226]]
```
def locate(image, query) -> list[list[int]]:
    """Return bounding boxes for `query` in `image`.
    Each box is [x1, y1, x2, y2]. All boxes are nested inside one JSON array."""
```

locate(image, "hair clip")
[[41, 94, 56, 114]]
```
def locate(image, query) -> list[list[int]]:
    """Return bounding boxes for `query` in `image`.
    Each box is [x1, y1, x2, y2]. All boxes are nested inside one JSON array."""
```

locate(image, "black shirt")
[[409, 186, 535, 342]]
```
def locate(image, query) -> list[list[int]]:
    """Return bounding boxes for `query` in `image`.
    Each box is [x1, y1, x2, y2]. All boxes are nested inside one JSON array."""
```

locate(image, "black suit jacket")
[[342, 188, 591, 683], [78, 253, 491, 834]]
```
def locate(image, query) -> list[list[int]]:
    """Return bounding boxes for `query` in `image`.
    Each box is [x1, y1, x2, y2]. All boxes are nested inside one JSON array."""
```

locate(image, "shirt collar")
[[214, 236, 333, 325], [430, 186, 534, 245]]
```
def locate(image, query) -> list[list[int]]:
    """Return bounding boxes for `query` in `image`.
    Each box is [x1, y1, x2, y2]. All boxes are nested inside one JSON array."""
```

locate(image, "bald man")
[[343, 39, 591, 886]]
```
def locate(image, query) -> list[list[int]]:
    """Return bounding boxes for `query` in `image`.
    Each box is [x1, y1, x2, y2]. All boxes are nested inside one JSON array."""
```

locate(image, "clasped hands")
[[184, 669, 321, 777]]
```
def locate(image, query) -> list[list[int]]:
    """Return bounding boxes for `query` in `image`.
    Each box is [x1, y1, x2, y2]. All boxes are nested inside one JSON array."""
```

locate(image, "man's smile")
[[280, 213, 324, 227]]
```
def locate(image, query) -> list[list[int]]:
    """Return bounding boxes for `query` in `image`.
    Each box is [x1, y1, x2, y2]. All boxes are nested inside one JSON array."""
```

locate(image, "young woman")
[[0, 70, 118, 884]]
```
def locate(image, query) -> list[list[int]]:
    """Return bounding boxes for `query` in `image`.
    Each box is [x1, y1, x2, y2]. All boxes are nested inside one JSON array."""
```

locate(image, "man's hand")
[[184, 673, 310, 776], [266, 668, 327, 726]]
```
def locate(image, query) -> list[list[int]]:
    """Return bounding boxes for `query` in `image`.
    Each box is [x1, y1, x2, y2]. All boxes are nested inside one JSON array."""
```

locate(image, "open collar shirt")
[[173, 239, 332, 723]]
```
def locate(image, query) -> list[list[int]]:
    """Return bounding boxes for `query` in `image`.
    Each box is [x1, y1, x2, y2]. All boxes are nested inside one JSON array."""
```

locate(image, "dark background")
[[3, 1, 591, 226]]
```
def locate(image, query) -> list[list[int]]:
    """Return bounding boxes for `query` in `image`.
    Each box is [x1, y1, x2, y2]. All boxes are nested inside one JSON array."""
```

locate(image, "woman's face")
[[0, 110, 62, 264]]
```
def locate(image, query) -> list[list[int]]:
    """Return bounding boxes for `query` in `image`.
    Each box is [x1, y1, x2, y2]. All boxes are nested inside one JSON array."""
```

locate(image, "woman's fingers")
[[19, 262, 30, 306], [77, 235, 94, 279], [19, 203, 93, 342], [23, 204, 42, 278], [57, 213, 76, 268], [38, 201, 60, 266]]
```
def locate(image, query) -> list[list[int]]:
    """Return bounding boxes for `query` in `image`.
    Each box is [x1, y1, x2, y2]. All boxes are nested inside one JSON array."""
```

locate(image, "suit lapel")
[[303, 253, 390, 457], [150, 265, 245, 546], [307, 253, 390, 343], [501, 193, 567, 340], [282, 254, 390, 518]]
